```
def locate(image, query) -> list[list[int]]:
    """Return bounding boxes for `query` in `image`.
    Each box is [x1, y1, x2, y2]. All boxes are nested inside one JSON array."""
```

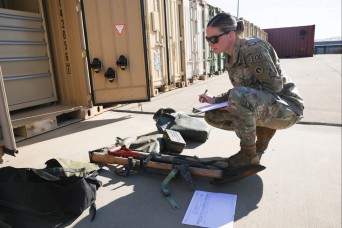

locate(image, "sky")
[[205, 0, 341, 40]]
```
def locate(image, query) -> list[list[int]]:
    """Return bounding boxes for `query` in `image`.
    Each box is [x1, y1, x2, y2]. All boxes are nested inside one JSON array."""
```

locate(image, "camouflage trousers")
[[205, 87, 302, 146]]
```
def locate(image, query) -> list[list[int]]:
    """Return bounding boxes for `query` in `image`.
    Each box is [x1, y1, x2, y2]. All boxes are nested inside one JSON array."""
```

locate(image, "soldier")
[[199, 13, 304, 169]]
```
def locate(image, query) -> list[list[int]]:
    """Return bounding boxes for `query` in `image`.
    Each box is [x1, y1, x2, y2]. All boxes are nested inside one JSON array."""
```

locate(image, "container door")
[[298, 27, 312, 57], [144, 0, 169, 96], [181, 0, 193, 80], [82, 0, 150, 105], [206, 5, 216, 76], [166, 0, 182, 84], [0, 3, 57, 111], [196, 1, 206, 77]]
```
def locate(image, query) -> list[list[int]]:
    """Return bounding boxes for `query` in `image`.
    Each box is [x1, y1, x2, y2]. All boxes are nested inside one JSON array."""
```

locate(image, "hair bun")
[[236, 20, 244, 30]]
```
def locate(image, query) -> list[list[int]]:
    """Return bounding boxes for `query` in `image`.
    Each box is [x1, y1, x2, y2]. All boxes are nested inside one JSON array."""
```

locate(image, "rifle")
[[89, 146, 265, 209], [90, 146, 220, 176], [89, 146, 265, 183]]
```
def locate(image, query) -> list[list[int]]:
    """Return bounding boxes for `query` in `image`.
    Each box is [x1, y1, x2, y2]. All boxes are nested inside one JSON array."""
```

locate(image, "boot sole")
[[211, 164, 266, 184]]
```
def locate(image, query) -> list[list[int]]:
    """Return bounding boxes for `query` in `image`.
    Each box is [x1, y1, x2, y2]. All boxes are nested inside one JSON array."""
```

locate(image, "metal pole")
[[237, 0, 240, 18]]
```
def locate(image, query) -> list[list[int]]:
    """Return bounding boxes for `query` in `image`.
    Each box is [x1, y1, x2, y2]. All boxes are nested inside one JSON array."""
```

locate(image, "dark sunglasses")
[[205, 31, 231, 44]]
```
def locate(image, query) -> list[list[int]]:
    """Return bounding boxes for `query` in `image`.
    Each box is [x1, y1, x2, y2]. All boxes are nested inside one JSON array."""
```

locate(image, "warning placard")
[[114, 24, 125, 35]]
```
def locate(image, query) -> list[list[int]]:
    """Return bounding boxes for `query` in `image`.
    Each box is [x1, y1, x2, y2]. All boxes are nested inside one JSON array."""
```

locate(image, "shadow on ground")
[[16, 116, 132, 147], [70, 165, 264, 228]]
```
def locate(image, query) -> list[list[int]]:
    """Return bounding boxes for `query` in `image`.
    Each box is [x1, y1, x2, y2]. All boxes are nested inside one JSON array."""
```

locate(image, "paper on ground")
[[182, 190, 237, 228], [193, 102, 229, 113]]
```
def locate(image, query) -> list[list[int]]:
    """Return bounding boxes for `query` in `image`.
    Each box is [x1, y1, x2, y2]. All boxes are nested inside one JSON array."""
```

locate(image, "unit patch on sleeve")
[[249, 53, 264, 62], [254, 66, 264, 75]]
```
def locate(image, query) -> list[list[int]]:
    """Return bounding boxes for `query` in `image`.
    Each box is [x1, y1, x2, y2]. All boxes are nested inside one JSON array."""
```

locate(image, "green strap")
[[166, 195, 179, 210], [161, 169, 180, 210]]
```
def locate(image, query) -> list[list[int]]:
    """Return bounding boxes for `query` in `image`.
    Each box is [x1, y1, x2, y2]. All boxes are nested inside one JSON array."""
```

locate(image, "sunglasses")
[[205, 31, 231, 44]]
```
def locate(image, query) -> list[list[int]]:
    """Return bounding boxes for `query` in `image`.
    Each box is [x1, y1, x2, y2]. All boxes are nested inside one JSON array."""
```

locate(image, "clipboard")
[[192, 102, 229, 113]]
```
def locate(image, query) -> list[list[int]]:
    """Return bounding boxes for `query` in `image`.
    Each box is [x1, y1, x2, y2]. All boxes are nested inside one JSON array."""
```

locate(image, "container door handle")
[[90, 58, 102, 73], [116, 55, 128, 70], [104, 67, 116, 82]]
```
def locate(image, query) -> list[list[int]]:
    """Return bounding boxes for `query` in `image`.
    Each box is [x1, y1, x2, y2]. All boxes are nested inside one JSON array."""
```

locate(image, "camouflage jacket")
[[215, 36, 304, 115]]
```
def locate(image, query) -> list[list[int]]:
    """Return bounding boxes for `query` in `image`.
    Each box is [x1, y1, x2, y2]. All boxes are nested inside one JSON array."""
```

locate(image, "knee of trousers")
[[204, 110, 234, 131], [204, 111, 215, 123], [229, 87, 253, 112]]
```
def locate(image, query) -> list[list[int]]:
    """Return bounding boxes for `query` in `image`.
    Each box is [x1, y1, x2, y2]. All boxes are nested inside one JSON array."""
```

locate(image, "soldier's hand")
[[198, 94, 215, 104]]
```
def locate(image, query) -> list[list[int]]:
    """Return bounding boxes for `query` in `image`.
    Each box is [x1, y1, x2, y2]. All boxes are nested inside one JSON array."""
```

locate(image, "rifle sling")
[[161, 169, 180, 210]]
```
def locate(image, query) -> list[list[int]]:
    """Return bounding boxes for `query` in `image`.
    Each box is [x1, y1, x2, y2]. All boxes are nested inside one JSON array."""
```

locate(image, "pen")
[[200, 89, 208, 103]]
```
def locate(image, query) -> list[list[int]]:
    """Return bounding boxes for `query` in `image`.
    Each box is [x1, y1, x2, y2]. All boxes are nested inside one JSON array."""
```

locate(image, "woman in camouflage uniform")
[[199, 13, 304, 169]]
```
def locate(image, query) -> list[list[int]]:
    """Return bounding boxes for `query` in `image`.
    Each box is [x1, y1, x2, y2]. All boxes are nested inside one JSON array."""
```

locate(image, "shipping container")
[[140, 0, 188, 96], [0, 6, 57, 111], [204, 4, 225, 76], [314, 40, 342, 54], [203, 3, 214, 77], [193, 0, 207, 79], [213, 6, 226, 75], [181, 0, 207, 81], [204, 4, 218, 76], [179, 0, 191, 81], [263, 25, 315, 58], [144, 0, 169, 95], [1, 0, 152, 155], [165, 0, 184, 86]]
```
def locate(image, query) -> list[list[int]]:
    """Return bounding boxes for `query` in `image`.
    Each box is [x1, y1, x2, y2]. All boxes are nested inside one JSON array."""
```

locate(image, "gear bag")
[[0, 159, 102, 227], [153, 108, 211, 142], [115, 134, 165, 153]]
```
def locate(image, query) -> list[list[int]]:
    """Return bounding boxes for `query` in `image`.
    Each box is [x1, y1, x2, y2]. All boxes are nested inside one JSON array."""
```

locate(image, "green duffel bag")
[[153, 108, 211, 142], [115, 134, 165, 153]]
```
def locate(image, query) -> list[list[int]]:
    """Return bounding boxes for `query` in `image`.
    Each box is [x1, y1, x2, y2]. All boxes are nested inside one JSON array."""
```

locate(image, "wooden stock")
[[90, 152, 224, 179]]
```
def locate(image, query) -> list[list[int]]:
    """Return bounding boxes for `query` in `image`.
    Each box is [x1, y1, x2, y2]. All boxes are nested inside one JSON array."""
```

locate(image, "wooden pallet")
[[10, 105, 104, 141]]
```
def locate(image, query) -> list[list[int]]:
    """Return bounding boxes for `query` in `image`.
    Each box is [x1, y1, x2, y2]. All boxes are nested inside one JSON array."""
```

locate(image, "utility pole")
[[237, 0, 240, 18]]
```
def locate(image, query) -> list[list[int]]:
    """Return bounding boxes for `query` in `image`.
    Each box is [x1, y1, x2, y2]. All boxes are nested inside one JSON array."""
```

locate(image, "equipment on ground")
[[0, 159, 102, 227], [89, 146, 265, 209]]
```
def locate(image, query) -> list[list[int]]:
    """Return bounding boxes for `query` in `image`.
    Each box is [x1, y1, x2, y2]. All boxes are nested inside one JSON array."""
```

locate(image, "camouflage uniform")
[[205, 36, 304, 146]]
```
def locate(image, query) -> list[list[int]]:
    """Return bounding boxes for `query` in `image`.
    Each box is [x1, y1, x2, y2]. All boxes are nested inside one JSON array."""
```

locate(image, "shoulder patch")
[[249, 53, 264, 62], [254, 66, 264, 75]]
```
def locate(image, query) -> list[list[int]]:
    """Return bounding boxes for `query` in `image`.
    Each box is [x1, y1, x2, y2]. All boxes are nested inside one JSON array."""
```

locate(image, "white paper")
[[182, 190, 237, 228], [193, 102, 229, 113]]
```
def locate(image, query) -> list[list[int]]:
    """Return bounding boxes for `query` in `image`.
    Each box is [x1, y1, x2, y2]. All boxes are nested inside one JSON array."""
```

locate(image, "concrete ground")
[[0, 54, 341, 228]]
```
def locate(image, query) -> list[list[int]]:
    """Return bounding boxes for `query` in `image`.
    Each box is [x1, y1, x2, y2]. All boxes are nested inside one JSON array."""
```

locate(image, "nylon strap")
[[161, 169, 179, 210]]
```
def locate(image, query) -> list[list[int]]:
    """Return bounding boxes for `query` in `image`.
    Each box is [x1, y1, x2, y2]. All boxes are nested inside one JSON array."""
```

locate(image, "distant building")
[[264, 25, 315, 58], [314, 40, 342, 54]]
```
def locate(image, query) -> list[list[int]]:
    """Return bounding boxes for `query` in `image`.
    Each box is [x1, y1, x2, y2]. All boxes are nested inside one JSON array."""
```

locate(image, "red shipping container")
[[263, 25, 315, 58]]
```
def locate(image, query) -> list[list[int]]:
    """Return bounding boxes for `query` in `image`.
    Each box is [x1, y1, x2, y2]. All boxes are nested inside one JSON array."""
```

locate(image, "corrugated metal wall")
[[263, 25, 315, 58]]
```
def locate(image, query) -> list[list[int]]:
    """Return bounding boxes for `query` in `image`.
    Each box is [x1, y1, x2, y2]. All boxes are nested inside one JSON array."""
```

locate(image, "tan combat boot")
[[256, 127, 277, 159], [227, 144, 259, 169]]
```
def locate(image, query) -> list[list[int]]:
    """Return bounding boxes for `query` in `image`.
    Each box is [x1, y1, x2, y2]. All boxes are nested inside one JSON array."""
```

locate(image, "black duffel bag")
[[0, 159, 102, 227]]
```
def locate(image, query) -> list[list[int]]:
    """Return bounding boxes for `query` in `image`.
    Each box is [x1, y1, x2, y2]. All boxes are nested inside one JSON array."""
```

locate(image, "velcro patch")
[[249, 53, 264, 62]]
